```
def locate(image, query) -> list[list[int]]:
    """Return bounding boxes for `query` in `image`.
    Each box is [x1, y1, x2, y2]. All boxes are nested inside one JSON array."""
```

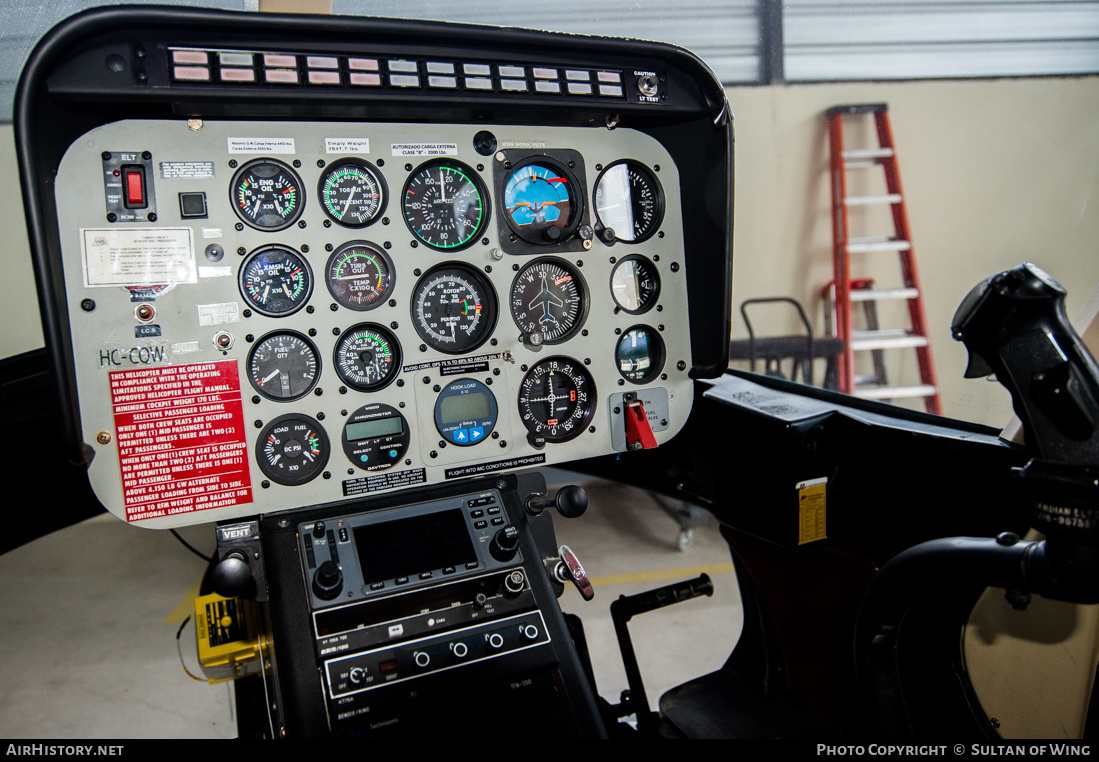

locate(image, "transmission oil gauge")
[[256, 414, 329, 486], [510, 258, 589, 344], [247, 331, 320, 401], [411, 263, 498, 354], [325, 241, 394, 311], [231, 158, 304, 231], [518, 356, 596, 444], [334, 324, 401, 392], [402, 160, 489, 251], [319, 159, 386, 228], [239, 245, 313, 317], [593, 160, 664, 243]]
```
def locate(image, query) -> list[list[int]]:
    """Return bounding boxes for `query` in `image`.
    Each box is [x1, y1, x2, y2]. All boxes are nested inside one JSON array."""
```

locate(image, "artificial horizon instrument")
[[13, 5, 1099, 739]]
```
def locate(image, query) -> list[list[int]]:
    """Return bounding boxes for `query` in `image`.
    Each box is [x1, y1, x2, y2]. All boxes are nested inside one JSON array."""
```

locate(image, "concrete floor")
[[0, 470, 741, 739]]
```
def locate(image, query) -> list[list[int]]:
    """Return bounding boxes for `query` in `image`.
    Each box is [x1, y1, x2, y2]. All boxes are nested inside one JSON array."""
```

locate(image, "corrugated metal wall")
[[1, 1, 1097, 121], [784, 0, 1099, 80]]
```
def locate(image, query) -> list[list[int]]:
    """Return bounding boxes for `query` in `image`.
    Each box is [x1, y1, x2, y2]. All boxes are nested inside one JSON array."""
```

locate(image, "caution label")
[[797, 477, 827, 545], [110, 360, 252, 522]]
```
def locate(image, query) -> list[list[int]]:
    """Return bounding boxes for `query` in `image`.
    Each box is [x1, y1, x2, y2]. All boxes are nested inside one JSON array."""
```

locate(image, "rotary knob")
[[490, 525, 521, 563], [312, 560, 343, 600]]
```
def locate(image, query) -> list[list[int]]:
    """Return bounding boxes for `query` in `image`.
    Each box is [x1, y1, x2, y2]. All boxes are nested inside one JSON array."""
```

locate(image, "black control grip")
[[951, 263, 1099, 465]]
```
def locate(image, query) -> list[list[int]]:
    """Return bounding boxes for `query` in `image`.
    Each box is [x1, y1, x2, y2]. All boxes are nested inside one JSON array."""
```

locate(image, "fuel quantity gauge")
[[334, 324, 401, 392]]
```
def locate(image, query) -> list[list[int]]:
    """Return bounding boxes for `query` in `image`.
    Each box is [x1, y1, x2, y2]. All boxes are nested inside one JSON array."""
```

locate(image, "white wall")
[[726, 76, 1099, 428]]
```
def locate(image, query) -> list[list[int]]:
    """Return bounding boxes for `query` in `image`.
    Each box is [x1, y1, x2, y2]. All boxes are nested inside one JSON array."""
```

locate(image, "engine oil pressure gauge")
[[231, 158, 304, 231]]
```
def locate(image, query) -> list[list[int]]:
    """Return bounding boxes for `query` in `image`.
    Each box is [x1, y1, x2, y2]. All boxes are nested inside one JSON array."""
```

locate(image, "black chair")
[[728, 297, 843, 390]]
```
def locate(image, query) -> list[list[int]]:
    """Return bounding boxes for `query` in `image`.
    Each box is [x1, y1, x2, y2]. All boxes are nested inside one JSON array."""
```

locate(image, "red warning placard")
[[110, 360, 252, 522]]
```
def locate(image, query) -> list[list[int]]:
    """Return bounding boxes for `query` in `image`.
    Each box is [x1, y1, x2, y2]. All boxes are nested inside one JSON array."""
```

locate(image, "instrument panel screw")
[[677, 361, 687, 371], [80, 299, 96, 312], [95, 431, 112, 445]]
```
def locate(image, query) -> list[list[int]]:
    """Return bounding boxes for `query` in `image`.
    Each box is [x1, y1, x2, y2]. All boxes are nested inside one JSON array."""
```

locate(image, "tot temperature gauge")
[[325, 241, 394, 311]]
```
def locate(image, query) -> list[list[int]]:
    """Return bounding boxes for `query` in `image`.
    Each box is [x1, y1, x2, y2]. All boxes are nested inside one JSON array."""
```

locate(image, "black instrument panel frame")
[[16, 5, 733, 469]]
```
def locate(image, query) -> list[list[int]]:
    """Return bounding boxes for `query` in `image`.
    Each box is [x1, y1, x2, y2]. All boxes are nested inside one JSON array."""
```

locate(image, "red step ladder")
[[825, 103, 941, 415]]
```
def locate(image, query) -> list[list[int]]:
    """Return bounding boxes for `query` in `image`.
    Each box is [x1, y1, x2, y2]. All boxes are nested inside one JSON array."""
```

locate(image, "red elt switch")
[[123, 166, 146, 208]]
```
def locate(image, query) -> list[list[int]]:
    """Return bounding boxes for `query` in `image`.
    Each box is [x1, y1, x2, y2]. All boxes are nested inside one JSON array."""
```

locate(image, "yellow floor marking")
[[590, 562, 736, 588], [165, 575, 204, 625]]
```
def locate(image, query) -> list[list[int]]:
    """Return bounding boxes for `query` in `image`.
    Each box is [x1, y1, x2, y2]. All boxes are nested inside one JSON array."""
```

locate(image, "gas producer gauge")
[[333, 324, 401, 392]]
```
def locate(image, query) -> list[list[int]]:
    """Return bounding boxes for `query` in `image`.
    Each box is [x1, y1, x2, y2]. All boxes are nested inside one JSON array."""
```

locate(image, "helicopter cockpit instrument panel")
[[20, 6, 732, 531], [17, 4, 731, 740]]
